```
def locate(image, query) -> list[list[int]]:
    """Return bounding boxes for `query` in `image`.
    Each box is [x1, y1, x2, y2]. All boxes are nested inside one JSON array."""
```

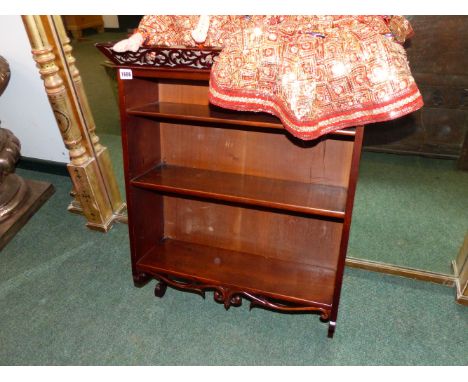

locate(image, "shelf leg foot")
[[328, 321, 336, 338], [71, 30, 82, 40], [133, 272, 151, 288], [154, 281, 168, 298]]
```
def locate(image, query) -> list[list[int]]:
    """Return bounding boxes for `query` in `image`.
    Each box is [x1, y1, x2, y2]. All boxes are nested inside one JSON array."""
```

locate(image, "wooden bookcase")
[[62, 16, 104, 40], [100, 44, 364, 337]]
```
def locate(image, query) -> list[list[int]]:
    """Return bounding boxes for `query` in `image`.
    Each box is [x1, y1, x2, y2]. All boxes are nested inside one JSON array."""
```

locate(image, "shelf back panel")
[[163, 195, 342, 269], [160, 123, 353, 188], [158, 82, 210, 105]]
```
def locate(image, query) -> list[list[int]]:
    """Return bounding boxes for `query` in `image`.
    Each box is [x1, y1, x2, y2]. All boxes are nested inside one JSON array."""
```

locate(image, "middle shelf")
[[131, 164, 347, 219]]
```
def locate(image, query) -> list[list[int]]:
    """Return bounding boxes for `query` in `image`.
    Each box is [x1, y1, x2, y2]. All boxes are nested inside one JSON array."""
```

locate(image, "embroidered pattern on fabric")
[[134, 15, 423, 140]]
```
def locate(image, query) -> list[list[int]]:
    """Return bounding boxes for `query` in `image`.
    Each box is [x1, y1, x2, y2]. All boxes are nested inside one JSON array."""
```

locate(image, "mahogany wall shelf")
[[100, 43, 364, 338]]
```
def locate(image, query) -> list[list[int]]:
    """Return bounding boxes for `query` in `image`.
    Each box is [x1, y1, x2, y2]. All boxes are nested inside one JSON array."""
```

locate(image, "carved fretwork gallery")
[[98, 42, 364, 338], [97, 43, 220, 70]]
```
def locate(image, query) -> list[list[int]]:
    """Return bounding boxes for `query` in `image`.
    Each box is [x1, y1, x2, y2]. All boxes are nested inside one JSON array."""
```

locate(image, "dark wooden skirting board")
[[0, 179, 55, 251], [363, 147, 458, 160]]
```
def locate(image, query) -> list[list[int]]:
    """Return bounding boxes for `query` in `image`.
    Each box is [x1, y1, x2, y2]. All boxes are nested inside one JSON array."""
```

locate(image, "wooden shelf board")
[[127, 102, 356, 137], [131, 165, 347, 219], [137, 238, 335, 307]]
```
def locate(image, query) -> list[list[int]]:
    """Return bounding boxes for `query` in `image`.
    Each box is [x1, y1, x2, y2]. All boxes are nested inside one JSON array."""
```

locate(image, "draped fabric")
[[137, 16, 423, 140]]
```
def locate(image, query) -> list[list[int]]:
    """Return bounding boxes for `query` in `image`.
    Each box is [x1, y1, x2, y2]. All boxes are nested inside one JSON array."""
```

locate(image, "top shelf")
[[127, 102, 356, 137]]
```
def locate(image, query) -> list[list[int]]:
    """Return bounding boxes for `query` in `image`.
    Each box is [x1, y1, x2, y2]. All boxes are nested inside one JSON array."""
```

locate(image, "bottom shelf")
[[136, 239, 335, 310]]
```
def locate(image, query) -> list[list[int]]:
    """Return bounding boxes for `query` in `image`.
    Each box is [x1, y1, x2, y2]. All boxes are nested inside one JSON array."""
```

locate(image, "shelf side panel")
[[121, 76, 159, 109], [125, 116, 163, 179], [129, 187, 164, 262], [119, 75, 165, 268]]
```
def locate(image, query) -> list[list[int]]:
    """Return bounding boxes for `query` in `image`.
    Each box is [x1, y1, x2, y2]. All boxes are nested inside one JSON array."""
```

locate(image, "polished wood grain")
[[163, 196, 342, 268], [128, 102, 357, 137], [159, 122, 354, 187], [137, 238, 335, 307], [118, 79, 164, 283], [131, 164, 347, 218], [328, 125, 364, 338], [158, 83, 210, 105], [95, 42, 220, 71], [125, 66, 211, 81], [111, 51, 365, 337]]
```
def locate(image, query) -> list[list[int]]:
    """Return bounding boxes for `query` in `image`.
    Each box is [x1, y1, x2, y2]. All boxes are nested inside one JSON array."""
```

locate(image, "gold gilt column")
[[22, 15, 124, 231], [50, 15, 126, 219]]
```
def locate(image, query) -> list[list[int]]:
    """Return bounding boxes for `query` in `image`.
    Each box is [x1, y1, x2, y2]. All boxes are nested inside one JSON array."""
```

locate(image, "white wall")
[[102, 15, 119, 29], [0, 15, 68, 163]]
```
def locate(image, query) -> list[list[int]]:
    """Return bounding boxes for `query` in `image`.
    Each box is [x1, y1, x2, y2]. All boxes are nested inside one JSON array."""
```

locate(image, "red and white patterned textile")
[[137, 16, 423, 140]]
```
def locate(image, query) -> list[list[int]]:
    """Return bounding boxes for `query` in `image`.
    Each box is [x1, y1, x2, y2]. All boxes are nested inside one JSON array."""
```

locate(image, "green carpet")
[[1, 28, 466, 367], [69, 31, 468, 275], [0, 169, 466, 365], [350, 152, 468, 274]]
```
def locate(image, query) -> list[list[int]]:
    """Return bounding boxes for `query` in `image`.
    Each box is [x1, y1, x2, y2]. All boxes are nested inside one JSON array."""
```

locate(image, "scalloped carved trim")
[[96, 43, 221, 70], [150, 273, 330, 320]]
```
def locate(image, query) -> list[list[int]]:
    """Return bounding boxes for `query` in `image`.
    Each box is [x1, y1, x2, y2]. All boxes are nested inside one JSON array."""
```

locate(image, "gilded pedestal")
[[0, 55, 54, 250]]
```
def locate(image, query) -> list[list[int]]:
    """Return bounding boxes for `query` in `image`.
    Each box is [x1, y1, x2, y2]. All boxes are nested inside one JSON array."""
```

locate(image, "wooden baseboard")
[[363, 147, 458, 160], [346, 257, 456, 286]]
